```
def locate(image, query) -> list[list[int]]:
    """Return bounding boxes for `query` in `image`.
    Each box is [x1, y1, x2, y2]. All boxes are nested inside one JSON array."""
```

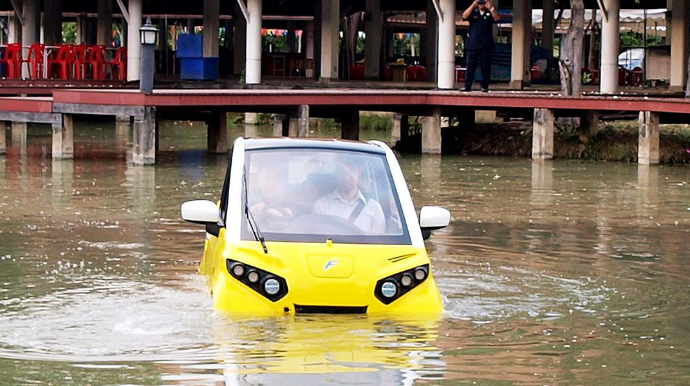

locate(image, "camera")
[[477, 0, 486, 4]]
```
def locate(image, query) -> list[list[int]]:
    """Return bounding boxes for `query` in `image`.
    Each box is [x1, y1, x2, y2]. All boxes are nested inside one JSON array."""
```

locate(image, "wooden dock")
[[0, 87, 688, 164]]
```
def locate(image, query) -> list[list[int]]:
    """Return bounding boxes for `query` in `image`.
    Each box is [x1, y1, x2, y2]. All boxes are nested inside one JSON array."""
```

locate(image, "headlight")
[[226, 259, 288, 302], [264, 278, 281, 295], [375, 264, 430, 305]]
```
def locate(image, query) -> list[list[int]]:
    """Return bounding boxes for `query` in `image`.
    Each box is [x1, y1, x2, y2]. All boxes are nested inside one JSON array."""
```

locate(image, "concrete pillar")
[[424, 0, 438, 83], [437, 0, 456, 89], [203, 0, 220, 57], [132, 107, 156, 165], [52, 115, 74, 159], [0, 122, 6, 155], [115, 115, 131, 153], [341, 111, 360, 140], [510, 0, 531, 89], [670, 0, 688, 92], [207, 112, 228, 154], [532, 108, 554, 160], [289, 105, 310, 137], [44, 0, 64, 46], [22, 0, 40, 44], [391, 113, 402, 145], [11, 122, 27, 148], [600, 0, 620, 94], [245, 112, 259, 125], [97, 0, 113, 47], [233, 2, 247, 76], [638, 111, 659, 165], [127, 0, 143, 82], [273, 114, 289, 136], [364, 0, 382, 79], [422, 107, 442, 154], [245, 0, 262, 84], [320, 0, 340, 81], [542, 0, 554, 52]]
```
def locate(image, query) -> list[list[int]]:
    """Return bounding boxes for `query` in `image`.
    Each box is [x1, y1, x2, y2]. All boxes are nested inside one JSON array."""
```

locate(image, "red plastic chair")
[[0, 43, 23, 79], [87, 45, 107, 80], [72, 45, 90, 80], [48, 45, 74, 79], [104, 47, 127, 81], [19, 43, 46, 79]]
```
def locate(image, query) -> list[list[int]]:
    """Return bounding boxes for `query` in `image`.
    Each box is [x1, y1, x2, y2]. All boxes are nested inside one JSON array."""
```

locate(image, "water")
[[1, 121, 690, 384]]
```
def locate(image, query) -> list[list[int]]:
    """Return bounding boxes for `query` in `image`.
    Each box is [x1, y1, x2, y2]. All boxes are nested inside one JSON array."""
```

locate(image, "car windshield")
[[241, 148, 410, 244]]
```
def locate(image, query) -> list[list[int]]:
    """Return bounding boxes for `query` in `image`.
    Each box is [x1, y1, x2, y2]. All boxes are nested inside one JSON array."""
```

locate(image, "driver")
[[249, 163, 294, 230], [312, 155, 386, 234]]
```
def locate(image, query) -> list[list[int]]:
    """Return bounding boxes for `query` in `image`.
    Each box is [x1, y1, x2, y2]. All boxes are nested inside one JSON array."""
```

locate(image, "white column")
[[364, 0, 382, 79], [97, 0, 113, 47], [670, 0, 688, 91], [203, 0, 220, 57], [532, 108, 554, 160], [320, 0, 340, 81], [510, 0, 531, 89], [638, 111, 660, 165], [8, 17, 21, 44], [22, 0, 40, 44], [600, 0, 620, 94], [245, 0, 262, 84], [437, 0, 456, 89], [542, 0, 554, 52], [127, 0, 143, 82]]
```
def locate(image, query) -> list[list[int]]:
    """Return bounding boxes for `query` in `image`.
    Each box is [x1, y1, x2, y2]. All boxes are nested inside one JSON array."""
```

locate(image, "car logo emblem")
[[323, 260, 339, 271]]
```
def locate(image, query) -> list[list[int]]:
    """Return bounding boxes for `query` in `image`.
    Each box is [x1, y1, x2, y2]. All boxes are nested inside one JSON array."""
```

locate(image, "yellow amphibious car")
[[181, 138, 450, 315]]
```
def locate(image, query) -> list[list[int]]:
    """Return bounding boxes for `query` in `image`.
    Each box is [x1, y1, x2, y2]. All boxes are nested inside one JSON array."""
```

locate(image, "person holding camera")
[[460, 0, 501, 92]]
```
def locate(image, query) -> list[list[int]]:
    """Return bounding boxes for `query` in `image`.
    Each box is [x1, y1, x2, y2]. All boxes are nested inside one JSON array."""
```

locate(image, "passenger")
[[249, 164, 294, 230], [312, 155, 386, 234]]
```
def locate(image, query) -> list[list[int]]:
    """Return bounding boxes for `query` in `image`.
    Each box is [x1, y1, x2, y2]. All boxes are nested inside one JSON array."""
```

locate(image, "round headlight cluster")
[[375, 264, 431, 305], [226, 259, 288, 302]]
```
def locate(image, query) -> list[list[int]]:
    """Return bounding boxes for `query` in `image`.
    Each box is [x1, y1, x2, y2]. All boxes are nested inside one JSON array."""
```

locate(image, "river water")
[[1, 120, 689, 385]]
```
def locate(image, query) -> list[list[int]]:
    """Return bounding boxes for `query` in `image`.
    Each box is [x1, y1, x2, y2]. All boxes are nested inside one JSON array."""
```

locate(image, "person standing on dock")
[[460, 0, 501, 92]]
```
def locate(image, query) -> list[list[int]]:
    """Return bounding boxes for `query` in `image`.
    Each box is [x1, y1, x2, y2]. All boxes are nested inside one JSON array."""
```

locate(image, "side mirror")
[[419, 206, 450, 240], [181, 200, 221, 236]]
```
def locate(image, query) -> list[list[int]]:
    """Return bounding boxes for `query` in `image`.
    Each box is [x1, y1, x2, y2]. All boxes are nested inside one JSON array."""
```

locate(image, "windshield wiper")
[[244, 168, 268, 254]]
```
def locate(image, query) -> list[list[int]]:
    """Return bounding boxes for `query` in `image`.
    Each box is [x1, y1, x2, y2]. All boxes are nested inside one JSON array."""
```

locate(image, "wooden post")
[[532, 108, 555, 160], [341, 110, 359, 140], [52, 114, 74, 159], [638, 111, 659, 165], [422, 107, 442, 154], [132, 107, 156, 165], [207, 111, 228, 154]]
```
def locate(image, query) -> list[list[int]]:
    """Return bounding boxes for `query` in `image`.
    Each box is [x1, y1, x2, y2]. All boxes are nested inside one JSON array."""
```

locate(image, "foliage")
[[263, 34, 288, 53], [620, 31, 664, 47], [62, 22, 76, 44], [392, 33, 421, 56]]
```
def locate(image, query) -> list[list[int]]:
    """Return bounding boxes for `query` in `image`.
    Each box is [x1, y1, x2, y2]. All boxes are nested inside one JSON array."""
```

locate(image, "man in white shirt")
[[312, 156, 386, 234]]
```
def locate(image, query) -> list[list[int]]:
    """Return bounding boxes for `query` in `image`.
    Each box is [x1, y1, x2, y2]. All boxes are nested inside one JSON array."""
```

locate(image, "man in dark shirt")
[[461, 0, 500, 92]]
